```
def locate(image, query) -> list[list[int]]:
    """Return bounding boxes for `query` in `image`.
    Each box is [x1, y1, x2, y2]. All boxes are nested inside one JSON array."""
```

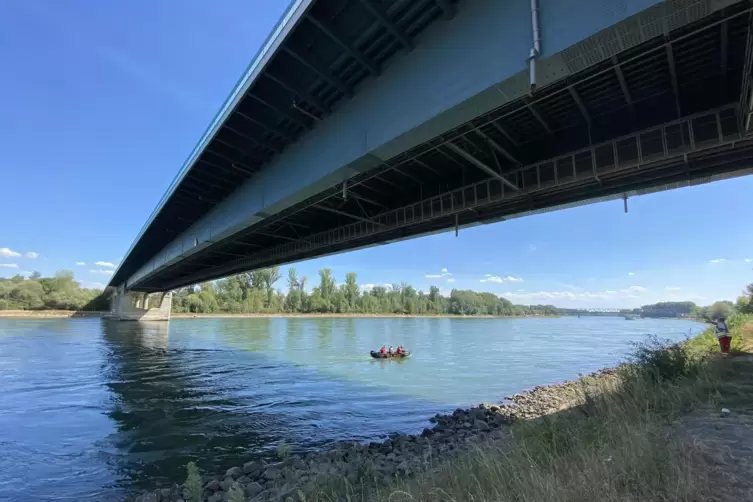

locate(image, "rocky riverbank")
[[129, 367, 618, 502]]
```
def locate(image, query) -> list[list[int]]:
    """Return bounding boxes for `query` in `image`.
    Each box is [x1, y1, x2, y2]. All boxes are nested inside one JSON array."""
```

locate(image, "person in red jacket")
[[379, 345, 387, 354]]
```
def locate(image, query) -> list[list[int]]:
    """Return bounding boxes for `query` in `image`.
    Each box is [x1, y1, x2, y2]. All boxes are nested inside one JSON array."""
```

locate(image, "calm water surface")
[[0, 316, 701, 501]]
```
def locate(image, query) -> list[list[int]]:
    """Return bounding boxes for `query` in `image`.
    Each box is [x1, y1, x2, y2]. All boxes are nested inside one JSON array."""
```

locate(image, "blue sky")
[[1, 0, 751, 308]]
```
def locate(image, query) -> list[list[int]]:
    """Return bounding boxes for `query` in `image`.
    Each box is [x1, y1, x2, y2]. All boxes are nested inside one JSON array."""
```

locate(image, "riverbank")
[[172, 312, 559, 319], [0, 309, 106, 318], [129, 316, 753, 502], [0, 310, 558, 319]]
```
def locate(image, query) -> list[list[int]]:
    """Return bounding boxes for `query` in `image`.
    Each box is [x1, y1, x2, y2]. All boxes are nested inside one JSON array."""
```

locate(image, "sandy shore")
[[0, 310, 107, 318]]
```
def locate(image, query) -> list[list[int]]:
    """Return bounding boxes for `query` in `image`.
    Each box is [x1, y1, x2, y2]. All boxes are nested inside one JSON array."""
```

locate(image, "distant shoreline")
[[0, 310, 708, 321], [171, 312, 560, 319], [0, 310, 106, 319], [0, 310, 560, 320]]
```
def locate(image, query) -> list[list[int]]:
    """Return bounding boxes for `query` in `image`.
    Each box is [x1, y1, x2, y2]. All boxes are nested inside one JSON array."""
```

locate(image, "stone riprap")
[[130, 368, 618, 502]]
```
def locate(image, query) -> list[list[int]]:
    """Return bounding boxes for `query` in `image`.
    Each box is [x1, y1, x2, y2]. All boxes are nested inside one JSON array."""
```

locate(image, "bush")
[[629, 335, 701, 382], [184, 462, 202, 502]]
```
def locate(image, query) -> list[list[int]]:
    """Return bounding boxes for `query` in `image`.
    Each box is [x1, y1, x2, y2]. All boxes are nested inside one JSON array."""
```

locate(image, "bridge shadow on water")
[[99, 319, 443, 496]]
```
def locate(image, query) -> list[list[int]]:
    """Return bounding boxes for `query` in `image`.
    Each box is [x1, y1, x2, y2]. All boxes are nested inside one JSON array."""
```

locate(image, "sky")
[[1, 0, 751, 309]]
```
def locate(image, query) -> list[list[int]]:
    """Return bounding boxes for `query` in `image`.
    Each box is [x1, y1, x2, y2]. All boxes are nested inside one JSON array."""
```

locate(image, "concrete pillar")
[[109, 289, 172, 321]]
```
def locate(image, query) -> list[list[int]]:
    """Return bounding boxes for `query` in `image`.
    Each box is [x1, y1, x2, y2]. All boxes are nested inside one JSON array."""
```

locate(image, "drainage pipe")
[[529, 0, 542, 92]]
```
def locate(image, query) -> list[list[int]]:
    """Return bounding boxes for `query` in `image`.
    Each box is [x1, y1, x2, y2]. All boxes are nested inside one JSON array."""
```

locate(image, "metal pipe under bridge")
[[107, 0, 753, 320]]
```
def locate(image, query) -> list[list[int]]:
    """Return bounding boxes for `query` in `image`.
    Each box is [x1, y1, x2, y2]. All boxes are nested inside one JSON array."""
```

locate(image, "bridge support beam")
[[110, 288, 172, 321]]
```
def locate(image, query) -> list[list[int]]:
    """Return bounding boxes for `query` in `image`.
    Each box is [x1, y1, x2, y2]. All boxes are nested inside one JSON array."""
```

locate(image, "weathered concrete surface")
[[112, 291, 172, 321]]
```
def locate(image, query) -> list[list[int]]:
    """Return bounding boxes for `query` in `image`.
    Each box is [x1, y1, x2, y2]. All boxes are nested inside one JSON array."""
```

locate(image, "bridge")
[[108, 0, 753, 320]]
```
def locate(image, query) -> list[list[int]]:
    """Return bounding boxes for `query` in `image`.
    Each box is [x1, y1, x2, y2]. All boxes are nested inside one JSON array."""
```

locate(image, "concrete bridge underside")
[[109, 0, 753, 294]]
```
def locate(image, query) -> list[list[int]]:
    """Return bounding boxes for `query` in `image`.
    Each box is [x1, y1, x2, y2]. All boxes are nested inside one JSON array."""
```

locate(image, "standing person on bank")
[[714, 317, 732, 356]]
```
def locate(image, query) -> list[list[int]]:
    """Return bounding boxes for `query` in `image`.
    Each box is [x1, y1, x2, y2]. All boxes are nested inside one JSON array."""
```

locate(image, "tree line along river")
[[0, 316, 702, 501]]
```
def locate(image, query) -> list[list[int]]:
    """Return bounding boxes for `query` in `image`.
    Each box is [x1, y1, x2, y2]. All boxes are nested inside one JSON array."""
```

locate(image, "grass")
[[184, 316, 753, 502]]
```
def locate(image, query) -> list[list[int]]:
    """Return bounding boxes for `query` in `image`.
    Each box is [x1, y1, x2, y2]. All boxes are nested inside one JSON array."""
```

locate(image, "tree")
[[707, 300, 735, 320], [318, 268, 336, 310], [736, 283, 753, 314], [343, 272, 359, 310]]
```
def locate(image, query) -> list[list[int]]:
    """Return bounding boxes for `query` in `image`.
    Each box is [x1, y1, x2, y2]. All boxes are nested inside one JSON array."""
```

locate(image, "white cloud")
[[709, 258, 725, 263], [561, 284, 584, 292], [76, 261, 86, 266], [745, 258, 751, 263], [359, 283, 391, 292], [0, 247, 21, 258], [90, 269, 114, 276], [81, 281, 106, 290], [426, 267, 452, 279], [665, 286, 681, 291], [480, 275, 523, 283], [0, 263, 19, 269], [447, 278, 456, 283], [481, 275, 504, 283], [627, 272, 635, 276], [95, 261, 117, 268], [502, 285, 649, 303], [25, 251, 39, 259]]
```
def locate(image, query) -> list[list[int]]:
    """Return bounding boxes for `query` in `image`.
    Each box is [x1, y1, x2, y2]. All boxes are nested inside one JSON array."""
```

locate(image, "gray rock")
[[243, 460, 264, 475], [471, 408, 486, 420], [290, 456, 306, 470], [473, 419, 491, 431], [204, 479, 221, 492], [208, 492, 225, 502], [245, 482, 264, 497], [220, 477, 234, 492], [263, 466, 281, 480], [225, 466, 243, 479]]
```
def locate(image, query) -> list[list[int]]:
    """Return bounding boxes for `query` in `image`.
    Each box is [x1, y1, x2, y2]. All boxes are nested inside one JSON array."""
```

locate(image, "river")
[[0, 316, 701, 501]]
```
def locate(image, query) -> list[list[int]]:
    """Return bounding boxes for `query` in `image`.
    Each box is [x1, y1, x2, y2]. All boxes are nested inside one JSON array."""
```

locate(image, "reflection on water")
[[0, 316, 701, 501]]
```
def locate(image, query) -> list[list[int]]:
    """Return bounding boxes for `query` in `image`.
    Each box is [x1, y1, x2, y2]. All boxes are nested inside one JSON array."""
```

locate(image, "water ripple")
[[0, 316, 701, 501]]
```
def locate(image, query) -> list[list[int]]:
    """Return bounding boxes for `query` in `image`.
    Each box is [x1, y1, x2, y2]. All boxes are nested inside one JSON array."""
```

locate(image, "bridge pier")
[[110, 288, 172, 321]]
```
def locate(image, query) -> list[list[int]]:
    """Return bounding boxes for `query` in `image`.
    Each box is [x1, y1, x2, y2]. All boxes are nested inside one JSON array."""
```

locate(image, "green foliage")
[[184, 461, 202, 502], [638, 301, 697, 318], [629, 335, 701, 383], [227, 482, 246, 502], [0, 270, 104, 311], [276, 440, 290, 461], [735, 283, 753, 314], [171, 267, 558, 317], [686, 313, 752, 356]]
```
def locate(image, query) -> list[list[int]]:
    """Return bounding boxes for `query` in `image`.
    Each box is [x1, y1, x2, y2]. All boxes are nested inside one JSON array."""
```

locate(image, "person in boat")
[[379, 345, 387, 355], [388, 345, 394, 355], [714, 317, 731, 356], [395, 345, 405, 355]]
